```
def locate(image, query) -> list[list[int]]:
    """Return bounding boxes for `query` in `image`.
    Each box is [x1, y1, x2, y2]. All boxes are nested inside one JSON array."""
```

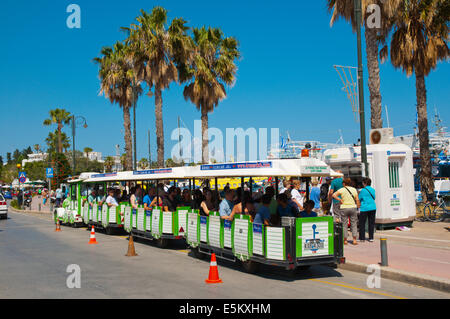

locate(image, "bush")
[[10, 199, 20, 209]]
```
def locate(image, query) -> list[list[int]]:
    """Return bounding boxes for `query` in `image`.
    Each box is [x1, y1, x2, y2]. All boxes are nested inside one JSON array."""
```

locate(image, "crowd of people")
[[78, 173, 377, 245]]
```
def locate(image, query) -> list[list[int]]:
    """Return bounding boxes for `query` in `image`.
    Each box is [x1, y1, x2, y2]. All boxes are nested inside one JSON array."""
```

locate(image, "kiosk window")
[[389, 161, 400, 188]]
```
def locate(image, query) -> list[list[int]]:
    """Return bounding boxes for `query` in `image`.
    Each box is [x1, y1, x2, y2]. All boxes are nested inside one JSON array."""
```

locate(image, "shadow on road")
[[51, 223, 344, 283]]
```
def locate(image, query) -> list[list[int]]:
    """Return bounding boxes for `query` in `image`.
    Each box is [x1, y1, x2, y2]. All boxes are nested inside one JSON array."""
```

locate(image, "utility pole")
[[178, 116, 182, 161], [148, 129, 152, 169], [72, 115, 76, 173], [70, 115, 87, 175], [354, 0, 369, 177]]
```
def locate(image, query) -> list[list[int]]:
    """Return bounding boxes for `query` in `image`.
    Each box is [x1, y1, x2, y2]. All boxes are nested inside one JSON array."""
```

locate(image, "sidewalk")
[[340, 221, 450, 292], [29, 195, 52, 213]]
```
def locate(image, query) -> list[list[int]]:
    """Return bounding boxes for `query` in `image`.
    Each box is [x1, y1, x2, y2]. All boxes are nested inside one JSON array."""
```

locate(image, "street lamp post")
[[16, 163, 22, 208], [70, 115, 88, 174], [354, 0, 369, 177]]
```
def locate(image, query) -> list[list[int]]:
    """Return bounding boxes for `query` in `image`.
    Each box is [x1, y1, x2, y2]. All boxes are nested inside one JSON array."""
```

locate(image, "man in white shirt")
[[105, 189, 119, 207], [290, 179, 304, 211]]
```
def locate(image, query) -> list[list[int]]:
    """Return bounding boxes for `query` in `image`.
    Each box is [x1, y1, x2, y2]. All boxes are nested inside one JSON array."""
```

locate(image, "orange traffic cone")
[[125, 234, 138, 257], [88, 226, 98, 244], [55, 219, 62, 232], [205, 253, 222, 284]]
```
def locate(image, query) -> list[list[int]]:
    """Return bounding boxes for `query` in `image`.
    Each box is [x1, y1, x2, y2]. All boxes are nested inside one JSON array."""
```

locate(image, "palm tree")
[[94, 41, 142, 171], [182, 27, 240, 163], [327, 0, 402, 129], [43, 108, 72, 153], [120, 154, 127, 171], [45, 130, 70, 154], [387, 0, 449, 200], [138, 158, 149, 170], [33, 144, 41, 154], [104, 156, 115, 173], [124, 7, 191, 167], [83, 147, 93, 164]]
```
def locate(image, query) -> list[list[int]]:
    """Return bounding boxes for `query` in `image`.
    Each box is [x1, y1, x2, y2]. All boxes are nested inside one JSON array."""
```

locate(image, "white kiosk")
[[323, 143, 416, 229]]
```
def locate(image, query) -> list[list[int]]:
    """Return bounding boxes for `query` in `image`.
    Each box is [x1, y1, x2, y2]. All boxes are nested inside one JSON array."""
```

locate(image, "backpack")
[[320, 184, 329, 201]]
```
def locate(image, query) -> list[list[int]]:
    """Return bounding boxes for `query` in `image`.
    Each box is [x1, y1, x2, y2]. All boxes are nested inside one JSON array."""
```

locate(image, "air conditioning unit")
[[370, 128, 395, 144]]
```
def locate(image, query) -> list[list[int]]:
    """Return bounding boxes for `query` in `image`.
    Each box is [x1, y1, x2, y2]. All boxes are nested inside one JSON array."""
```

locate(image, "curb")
[[339, 260, 450, 293], [9, 206, 52, 214]]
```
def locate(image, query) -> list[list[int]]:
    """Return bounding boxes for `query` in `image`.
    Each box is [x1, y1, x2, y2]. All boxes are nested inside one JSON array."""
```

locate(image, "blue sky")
[[0, 0, 448, 162]]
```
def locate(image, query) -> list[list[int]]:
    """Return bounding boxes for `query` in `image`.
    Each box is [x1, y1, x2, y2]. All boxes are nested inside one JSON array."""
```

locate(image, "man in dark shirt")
[[163, 186, 179, 212]]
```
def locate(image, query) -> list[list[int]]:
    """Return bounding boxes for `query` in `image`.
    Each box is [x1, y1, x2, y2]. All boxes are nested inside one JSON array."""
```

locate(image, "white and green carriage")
[[83, 168, 190, 242], [54, 172, 99, 227], [182, 159, 345, 273], [82, 172, 133, 234]]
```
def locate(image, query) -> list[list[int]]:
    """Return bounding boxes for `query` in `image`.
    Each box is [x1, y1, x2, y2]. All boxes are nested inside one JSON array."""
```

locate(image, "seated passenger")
[[299, 200, 318, 218], [219, 189, 235, 219], [264, 186, 278, 216], [200, 188, 216, 216], [179, 189, 192, 207], [97, 190, 106, 206], [253, 194, 272, 226], [191, 189, 204, 210], [143, 187, 156, 211], [120, 190, 129, 203], [226, 191, 255, 221], [162, 186, 179, 212], [106, 189, 119, 208], [276, 193, 299, 217], [87, 190, 97, 208]]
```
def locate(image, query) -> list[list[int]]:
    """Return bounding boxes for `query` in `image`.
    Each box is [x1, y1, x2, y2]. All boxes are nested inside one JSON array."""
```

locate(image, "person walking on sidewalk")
[[328, 172, 343, 220], [358, 177, 376, 242], [332, 178, 360, 245]]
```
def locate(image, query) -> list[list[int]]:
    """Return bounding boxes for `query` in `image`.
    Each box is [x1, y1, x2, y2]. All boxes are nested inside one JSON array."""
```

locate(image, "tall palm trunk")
[[57, 122, 63, 153], [123, 106, 133, 171], [201, 107, 209, 164], [415, 73, 434, 200], [155, 88, 164, 167], [365, 28, 383, 129]]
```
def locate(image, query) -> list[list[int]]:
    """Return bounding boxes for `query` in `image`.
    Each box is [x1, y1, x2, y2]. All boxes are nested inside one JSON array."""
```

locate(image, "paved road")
[[1, 210, 449, 299]]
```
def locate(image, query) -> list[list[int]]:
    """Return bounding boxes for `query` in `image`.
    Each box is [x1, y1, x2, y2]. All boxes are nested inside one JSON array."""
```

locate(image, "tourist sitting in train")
[[254, 194, 272, 226], [276, 193, 299, 218], [191, 189, 204, 210], [106, 188, 119, 208], [114, 188, 121, 203], [225, 191, 256, 222], [179, 189, 192, 207], [290, 179, 304, 211], [175, 187, 182, 203], [200, 188, 216, 216], [120, 189, 129, 202], [162, 186, 179, 212], [264, 186, 278, 216], [129, 186, 142, 211], [143, 186, 156, 211], [219, 188, 235, 219], [97, 189, 106, 207], [299, 200, 318, 218], [87, 189, 97, 208], [212, 189, 221, 209]]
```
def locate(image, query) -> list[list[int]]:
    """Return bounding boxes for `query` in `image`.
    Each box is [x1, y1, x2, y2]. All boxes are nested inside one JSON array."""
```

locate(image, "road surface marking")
[[308, 279, 406, 299]]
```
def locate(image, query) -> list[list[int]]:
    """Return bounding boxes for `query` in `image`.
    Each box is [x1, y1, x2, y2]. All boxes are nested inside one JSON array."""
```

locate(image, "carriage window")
[[389, 161, 400, 188], [81, 183, 88, 197], [70, 184, 76, 198]]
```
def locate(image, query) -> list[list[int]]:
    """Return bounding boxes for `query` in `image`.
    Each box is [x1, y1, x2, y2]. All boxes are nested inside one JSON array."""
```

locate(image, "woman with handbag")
[[332, 178, 361, 245], [358, 178, 377, 242]]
